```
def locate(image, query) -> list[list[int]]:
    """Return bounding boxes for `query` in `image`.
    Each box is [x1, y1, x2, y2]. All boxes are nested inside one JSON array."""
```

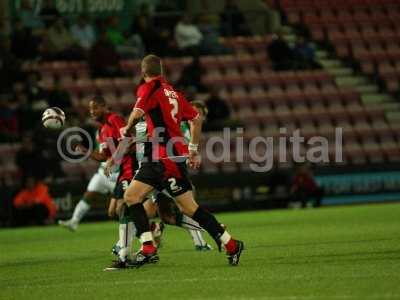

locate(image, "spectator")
[[0, 37, 24, 95], [293, 36, 321, 70], [183, 86, 198, 103], [197, 14, 231, 55], [290, 162, 324, 208], [152, 1, 179, 57], [0, 98, 19, 142], [204, 87, 231, 131], [105, 16, 144, 58], [46, 17, 84, 60], [153, 1, 181, 36], [89, 30, 121, 78], [47, 77, 72, 112], [12, 82, 34, 133], [39, 0, 60, 28], [131, 14, 169, 56], [118, 33, 145, 59], [106, 16, 125, 47], [220, 0, 250, 36], [24, 72, 48, 111], [19, 0, 44, 30], [15, 133, 47, 180], [33, 125, 64, 180], [174, 15, 203, 56], [11, 19, 40, 60], [70, 15, 96, 50], [267, 30, 294, 71], [176, 56, 207, 92], [13, 176, 57, 226]]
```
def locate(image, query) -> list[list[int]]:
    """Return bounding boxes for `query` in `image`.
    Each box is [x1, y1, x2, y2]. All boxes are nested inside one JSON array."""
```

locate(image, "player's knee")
[[84, 191, 97, 203]]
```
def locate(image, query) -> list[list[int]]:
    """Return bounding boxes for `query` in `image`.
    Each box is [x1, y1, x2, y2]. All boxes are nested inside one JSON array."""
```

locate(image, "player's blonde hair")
[[141, 54, 163, 77]]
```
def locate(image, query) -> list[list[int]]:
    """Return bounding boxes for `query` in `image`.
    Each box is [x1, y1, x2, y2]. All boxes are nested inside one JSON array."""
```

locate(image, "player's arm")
[[189, 117, 202, 147], [123, 108, 144, 136], [180, 94, 202, 169], [89, 150, 108, 162], [108, 197, 118, 218], [75, 144, 108, 162], [104, 137, 134, 177], [122, 84, 156, 137], [187, 116, 202, 169]]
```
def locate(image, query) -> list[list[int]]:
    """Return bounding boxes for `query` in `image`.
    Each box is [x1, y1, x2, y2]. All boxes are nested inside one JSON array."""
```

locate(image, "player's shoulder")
[[137, 77, 166, 96], [107, 112, 123, 121], [137, 80, 157, 95], [105, 112, 124, 127]]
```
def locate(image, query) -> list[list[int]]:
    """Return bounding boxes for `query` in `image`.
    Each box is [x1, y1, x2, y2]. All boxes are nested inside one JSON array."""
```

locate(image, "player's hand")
[[120, 126, 131, 138], [188, 150, 201, 169], [104, 158, 114, 177], [107, 198, 117, 218], [115, 199, 124, 217]]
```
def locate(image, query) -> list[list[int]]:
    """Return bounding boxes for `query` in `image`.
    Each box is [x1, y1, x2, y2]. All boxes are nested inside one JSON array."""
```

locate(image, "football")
[[42, 107, 66, 129]]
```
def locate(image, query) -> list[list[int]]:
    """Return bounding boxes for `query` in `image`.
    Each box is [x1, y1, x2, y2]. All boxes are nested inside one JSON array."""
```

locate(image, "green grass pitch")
[[0, 203, 399, 300]]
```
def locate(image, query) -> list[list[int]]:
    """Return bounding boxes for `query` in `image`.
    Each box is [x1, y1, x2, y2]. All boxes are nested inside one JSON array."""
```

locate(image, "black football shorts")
[[113, 179, 131, 199], [134, 161, 193, 197]]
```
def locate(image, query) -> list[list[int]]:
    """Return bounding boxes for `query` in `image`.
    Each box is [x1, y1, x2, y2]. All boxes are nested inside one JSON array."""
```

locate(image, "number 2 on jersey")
[[168, 97, 178, 122]]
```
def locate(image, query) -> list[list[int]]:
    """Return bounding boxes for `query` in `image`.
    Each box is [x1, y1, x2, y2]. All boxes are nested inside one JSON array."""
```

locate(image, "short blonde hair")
[[141, 54, 163, 77]]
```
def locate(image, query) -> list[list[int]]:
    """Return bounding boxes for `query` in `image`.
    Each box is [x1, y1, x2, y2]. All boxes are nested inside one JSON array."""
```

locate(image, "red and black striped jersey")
[[134, 76, 199, 160]]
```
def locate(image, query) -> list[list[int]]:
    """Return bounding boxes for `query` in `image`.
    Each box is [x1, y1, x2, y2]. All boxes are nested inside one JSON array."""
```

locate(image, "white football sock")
[[70, 200, 90, 225], [139, 231, 153, 244], [118, 222, 136, 261], [187, 228, 208, 247], [220, 231, 232, 245], [118, 223, 129, 261]]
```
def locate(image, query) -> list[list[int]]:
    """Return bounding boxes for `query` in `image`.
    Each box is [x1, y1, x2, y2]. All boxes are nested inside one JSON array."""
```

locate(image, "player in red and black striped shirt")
[[120, 55, 244, 267]]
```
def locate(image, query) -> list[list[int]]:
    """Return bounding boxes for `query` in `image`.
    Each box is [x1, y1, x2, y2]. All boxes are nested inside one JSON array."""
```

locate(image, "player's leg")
[[117, 203, 136, 259], [59, 173, 109, 231], [110, 194, 165, 261], [58, 191, 98, 231], [143, 198, 158, 218], [108, 197, 123, 253], [124, 179, 159, 266], [174, 190, 244, 266], [155, 191, 211, 250], [105, 202, 138, 271], [143, 198, 165, 248], [105, 179, 138, 270]]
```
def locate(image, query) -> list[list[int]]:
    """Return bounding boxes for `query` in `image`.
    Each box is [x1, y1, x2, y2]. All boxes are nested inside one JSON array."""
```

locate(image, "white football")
[[42, 107, 66, 129]]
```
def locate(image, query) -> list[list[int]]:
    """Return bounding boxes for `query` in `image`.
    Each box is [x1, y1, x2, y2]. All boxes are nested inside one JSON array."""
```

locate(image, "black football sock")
[[127, 203, 152, 245], [174, 205, 184, 226], [192, 207, 225, 244]]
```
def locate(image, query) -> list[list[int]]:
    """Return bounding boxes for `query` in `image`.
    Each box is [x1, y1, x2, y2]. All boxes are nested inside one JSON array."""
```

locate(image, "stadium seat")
[[113, 78, 134, 93], [94, 79, 115, 93]]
